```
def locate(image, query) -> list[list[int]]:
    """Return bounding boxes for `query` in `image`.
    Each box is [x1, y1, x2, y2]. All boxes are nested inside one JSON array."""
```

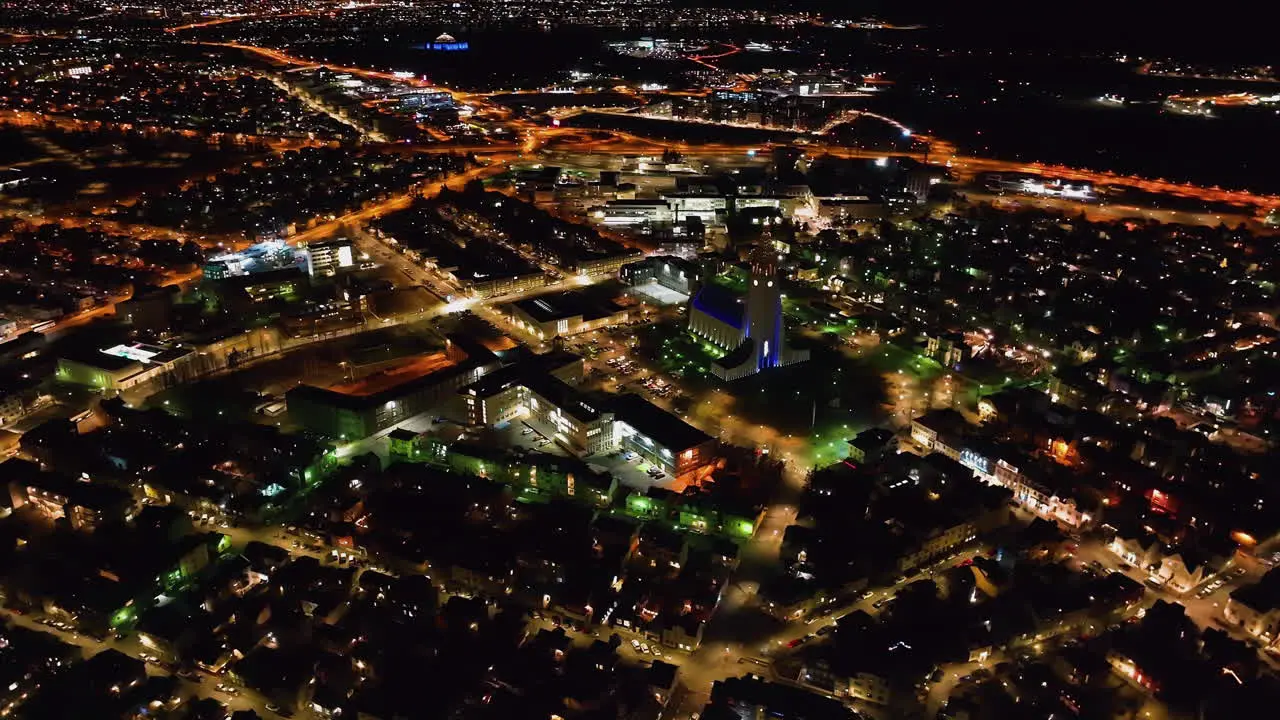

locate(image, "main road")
[[192, 38, 1280, 217]]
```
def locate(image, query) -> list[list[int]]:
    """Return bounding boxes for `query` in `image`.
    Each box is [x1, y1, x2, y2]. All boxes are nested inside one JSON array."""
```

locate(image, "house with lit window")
[[5, 461, 132, 532], [1225, 568, 1280, 645], [1108, 523, 1229, 593]]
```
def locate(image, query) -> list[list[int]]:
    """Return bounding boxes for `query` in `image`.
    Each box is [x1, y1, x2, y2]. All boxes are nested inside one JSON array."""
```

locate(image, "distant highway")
[[190, 40, 1280, 215]]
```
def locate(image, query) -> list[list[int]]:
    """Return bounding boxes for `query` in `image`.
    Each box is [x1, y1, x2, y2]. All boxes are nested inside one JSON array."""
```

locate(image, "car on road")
[[873, 597, 892, 609], [216, 683, 238, 695]]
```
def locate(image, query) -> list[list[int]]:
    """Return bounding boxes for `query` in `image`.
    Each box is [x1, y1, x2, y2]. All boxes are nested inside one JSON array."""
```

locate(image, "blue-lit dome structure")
[[426, 32, 468, 52]]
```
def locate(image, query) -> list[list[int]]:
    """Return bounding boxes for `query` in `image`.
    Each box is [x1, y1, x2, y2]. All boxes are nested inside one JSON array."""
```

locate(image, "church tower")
[[745, 243, 784, 371]]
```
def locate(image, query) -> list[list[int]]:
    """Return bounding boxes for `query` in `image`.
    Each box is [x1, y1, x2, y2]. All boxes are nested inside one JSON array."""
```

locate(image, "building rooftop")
[[60, 340, 191, 373], [690, 284, 744, 329], [326, 353, 457, 397], [510, 287, 626, 324], [848, 427, 895, 452], [1230, 567, 1280, 613], [461, 352, 582, 400], [609, 393, 713, 451], [289, 334, 494, 412], [215, 266, 306, 289], [711, 675, 854, 720], [524, 373, 604, 424], [21, 470, 132, 510]]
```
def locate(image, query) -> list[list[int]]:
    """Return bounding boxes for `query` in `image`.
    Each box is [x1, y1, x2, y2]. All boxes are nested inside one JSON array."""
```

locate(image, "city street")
[[1, 605, 283, 717], [3, 19, 1279, 720], [1071, 537, 1280, 673]]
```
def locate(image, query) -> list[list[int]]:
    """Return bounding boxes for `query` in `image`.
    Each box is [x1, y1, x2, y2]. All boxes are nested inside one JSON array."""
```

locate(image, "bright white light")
[[101, 344, 160, 362]]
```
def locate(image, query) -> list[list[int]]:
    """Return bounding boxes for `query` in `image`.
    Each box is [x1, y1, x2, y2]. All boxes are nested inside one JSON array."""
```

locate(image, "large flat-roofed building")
[[595, 199, 674, 226], [504, 287, 630, 340], [420, 243, 546, 299], [202, 240, 300, 280], [396, 89, 456, 109], [665, 194, 727, 225], [523, 374, 616, 456], [461, 356, 716, 478], [608, 393, 716, 477], [461, 353, 612, 455], [210, 267, 310, 309], [572, 249, 645, 278], [816, 195, 886, 224], [288, 336, 499, 440], [55, 341, 193, 393], [619, 256, 700, 296], [301, 238, 356, 277]]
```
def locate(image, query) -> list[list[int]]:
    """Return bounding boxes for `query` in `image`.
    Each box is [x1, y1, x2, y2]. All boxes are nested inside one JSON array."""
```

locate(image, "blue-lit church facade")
[[687, 244, 809, 381]]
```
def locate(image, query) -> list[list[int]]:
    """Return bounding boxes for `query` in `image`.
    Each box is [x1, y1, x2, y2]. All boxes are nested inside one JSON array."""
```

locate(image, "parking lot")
[[495, 418, 573, 456], [583, 448, 681, 492]]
